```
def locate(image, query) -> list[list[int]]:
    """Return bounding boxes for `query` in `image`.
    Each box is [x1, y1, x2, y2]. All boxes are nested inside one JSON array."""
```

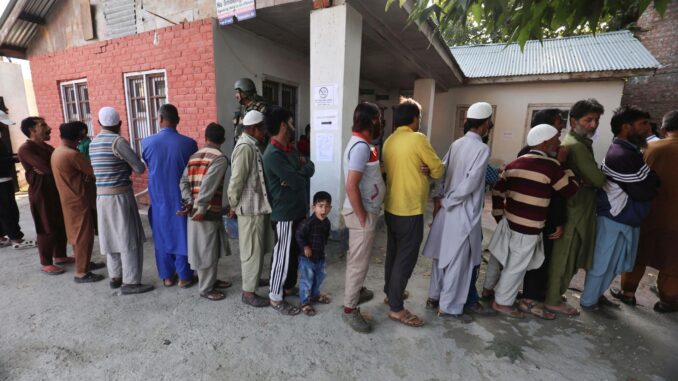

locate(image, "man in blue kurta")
[[142, 104, 198, 287]]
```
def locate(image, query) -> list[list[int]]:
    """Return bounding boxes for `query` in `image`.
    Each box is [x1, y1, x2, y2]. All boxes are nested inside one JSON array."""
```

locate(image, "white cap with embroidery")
[[243, 110, 264, 126], [527, 124, 558, 146], [98, 107, 121, 127], [467, 102, 493, 119]]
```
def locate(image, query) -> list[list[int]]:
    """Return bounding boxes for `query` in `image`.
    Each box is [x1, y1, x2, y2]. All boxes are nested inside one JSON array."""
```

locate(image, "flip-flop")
[[41, 265, 65, 275], [388, 309, 424, 327], [200, 290, 226, 301], [12, 240, 37, 249], [545, 304, 580, 316], [493, 302, 525, 319], [518, 300, 555, 320], [271, 301, 301, 316]]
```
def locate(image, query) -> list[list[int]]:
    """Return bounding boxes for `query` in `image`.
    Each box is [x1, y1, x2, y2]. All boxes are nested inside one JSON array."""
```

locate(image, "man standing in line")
[[51, 122, 104, 283], [227, 110, 274, 307], [263, 106, 314, 315], [341, 102, 385, 333], [0, 121, 36, 250], [17, 117, 72, 274], [179, 123, 231, 301], [90, 107, 153, 294], [487, 124, 578, 319], [382, 98, 445, 327], [422, 102, 494, 323], [142, 104, 198, 288], [580, 106, 660, 310], [612, 110, 678, 313], [545, 99, 607, 316]]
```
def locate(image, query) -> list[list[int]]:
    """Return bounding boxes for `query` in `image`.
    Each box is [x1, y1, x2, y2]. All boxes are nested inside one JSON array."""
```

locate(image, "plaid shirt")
[[295, 214, 331, 261]]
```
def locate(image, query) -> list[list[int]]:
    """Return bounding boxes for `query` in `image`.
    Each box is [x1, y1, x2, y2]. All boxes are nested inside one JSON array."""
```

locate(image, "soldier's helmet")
[[234, 78, 257, 97]]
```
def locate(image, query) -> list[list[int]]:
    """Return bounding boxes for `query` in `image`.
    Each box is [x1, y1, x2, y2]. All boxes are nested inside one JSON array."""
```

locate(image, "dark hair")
[[570, 99, 604, 119], [159, 104, 180, 124], [205, 123, 226, 144], [313, 191, 332, 205], [610, 106, 650, 136], [393, 98, 421, 127], [662, 110, 678, 132], [20, 117, 44, 138], [60, 121, 87, 140], [531, 109, 562, 128], [463, 117, 489, 134], [266, 106, 292, 136], [352, 102, 380, 133]]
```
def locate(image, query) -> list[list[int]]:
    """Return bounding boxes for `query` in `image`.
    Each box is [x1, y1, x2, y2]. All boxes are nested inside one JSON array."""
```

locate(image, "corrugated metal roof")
[[0, 0, 56, 52], [450, 31, 659, 78]]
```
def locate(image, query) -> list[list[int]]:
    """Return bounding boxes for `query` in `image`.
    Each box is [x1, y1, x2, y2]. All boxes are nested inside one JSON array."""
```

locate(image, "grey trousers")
[[107, 251, 143, 284], [197, 264, 218, 294]]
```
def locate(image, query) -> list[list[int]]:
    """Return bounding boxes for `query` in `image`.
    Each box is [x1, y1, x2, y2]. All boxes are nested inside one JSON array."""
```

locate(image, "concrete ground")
[[1, 194, 676, 381]]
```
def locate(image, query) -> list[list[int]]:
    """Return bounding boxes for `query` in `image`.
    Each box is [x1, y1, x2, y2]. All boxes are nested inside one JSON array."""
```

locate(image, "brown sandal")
[[544, 303, 580, 316], [388, 309, 424, 327], [200, 290, 226, 301], [383, 290, 410, 305], [214, 279, 232, 289], [518, 300, 555, 320], [301, 304, 316, 316], [492, 302, 524, 319], [312, 293, 331, 304]]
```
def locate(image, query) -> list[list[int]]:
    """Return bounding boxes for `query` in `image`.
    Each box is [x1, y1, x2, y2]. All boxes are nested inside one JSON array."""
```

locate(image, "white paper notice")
[[313, 84, 337, 107], [315, 133, 334, 162], [502, 132, 513, 140], [313, 109, 338, 131]]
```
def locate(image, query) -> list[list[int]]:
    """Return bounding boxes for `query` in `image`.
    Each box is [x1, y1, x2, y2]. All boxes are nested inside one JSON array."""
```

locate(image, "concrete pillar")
[[413, 78, 435, 137], [309, 4, 362, 230]]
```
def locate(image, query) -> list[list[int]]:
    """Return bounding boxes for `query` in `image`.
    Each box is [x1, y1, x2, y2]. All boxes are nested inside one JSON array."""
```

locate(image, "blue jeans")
[[299, 256, 326, 305]]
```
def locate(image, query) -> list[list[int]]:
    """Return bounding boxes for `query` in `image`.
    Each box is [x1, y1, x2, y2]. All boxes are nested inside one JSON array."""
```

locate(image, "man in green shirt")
[[77, 123, 91, 160], [262, 106, 314, 315], [545, 99, 607, 316]]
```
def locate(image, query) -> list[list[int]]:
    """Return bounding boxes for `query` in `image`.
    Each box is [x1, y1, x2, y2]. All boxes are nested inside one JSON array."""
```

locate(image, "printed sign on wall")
[[217, 0, 256, 26]]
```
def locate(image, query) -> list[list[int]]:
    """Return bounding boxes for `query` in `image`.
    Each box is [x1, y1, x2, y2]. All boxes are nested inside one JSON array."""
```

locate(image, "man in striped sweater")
[[91, 107, 153, 294], [580, 106, 660, 310], [487, 124, 579, 318]]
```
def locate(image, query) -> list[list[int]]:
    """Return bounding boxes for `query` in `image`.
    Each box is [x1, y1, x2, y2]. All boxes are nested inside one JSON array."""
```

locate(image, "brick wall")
[[29, 19, 217, 202], [622, 3, 678, 123]]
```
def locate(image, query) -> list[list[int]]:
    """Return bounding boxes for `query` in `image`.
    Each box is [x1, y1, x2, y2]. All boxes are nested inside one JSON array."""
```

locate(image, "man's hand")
[[304, 246, 312, 258], [357, 212, 367, 228], [432, 197, 442, 219], [192, 213, 205, 222], [556, 146, 569, 164], [227, 209, 236, 219], [420, 164, 431, 176], [176, 203, 192, 217], [548, 226, 564, 240]]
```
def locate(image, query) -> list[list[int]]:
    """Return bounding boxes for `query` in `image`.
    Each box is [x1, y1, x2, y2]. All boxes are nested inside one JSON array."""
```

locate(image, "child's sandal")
[[301, 304, 316, 316]]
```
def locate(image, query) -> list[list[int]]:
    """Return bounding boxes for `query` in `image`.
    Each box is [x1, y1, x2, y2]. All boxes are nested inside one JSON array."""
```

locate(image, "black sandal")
[[241, 293, 270, 307], [609, 288, 636, 306], [271, 301, 300, 316]]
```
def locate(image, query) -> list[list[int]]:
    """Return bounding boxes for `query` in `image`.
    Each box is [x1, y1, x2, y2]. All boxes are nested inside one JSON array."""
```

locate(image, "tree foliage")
[[386, 0, 671, 47]]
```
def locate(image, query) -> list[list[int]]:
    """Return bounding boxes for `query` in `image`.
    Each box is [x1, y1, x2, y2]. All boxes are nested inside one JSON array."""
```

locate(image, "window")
[[262, 78, 298, 120], [60, 79, 92, 135], [523, 104, 572, 145], [124, 70, 168, 153], [455, 104, 498, 150]]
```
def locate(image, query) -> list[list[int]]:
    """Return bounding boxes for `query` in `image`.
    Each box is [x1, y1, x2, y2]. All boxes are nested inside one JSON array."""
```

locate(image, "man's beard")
[[482, 135, 489, 144], [628, 133, 647, 148], [573, 124, 595, 138]]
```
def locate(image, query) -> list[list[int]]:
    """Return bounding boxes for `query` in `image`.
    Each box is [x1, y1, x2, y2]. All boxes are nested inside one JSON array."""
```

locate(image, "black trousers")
[[521, 231, 554, 301], [384, 213, 424, 312], [271, 218, 303, 293], [0, 181, 23, 240]]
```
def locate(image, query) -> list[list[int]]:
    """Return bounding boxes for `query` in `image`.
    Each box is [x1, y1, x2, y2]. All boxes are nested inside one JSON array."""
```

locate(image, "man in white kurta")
[[422, 102, 494, 322]]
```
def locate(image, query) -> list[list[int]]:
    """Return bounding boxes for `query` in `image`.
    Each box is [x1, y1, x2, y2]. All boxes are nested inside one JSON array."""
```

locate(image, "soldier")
[[233, 78, 268, 146]]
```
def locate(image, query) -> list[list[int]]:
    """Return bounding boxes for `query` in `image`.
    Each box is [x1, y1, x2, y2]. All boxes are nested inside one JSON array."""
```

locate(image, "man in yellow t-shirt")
[[381, 98, 444, 327]]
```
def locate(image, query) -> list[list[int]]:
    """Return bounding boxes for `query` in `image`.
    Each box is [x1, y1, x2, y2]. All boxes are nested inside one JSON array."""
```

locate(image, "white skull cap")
[[467, 102, 493, 119], [527, 124, 558, 146], [243, 110, 264, 126], [98, 107, 120, 127]]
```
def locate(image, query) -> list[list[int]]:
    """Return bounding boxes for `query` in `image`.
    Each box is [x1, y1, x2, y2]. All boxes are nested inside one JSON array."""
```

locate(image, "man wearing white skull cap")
[[485, 124, 578, 318], [90, 107, 153, 294], [228, 110, 274, 307], [422, 101, 495, 323]]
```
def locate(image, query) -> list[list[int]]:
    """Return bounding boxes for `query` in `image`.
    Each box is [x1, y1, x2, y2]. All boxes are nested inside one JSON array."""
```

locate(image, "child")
[[295, 191, 333, 316]]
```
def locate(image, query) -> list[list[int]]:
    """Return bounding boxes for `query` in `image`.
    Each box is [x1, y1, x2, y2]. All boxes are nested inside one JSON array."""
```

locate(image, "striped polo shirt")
[[90, 132, 132, 189], [492, 150, 579, 235]]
